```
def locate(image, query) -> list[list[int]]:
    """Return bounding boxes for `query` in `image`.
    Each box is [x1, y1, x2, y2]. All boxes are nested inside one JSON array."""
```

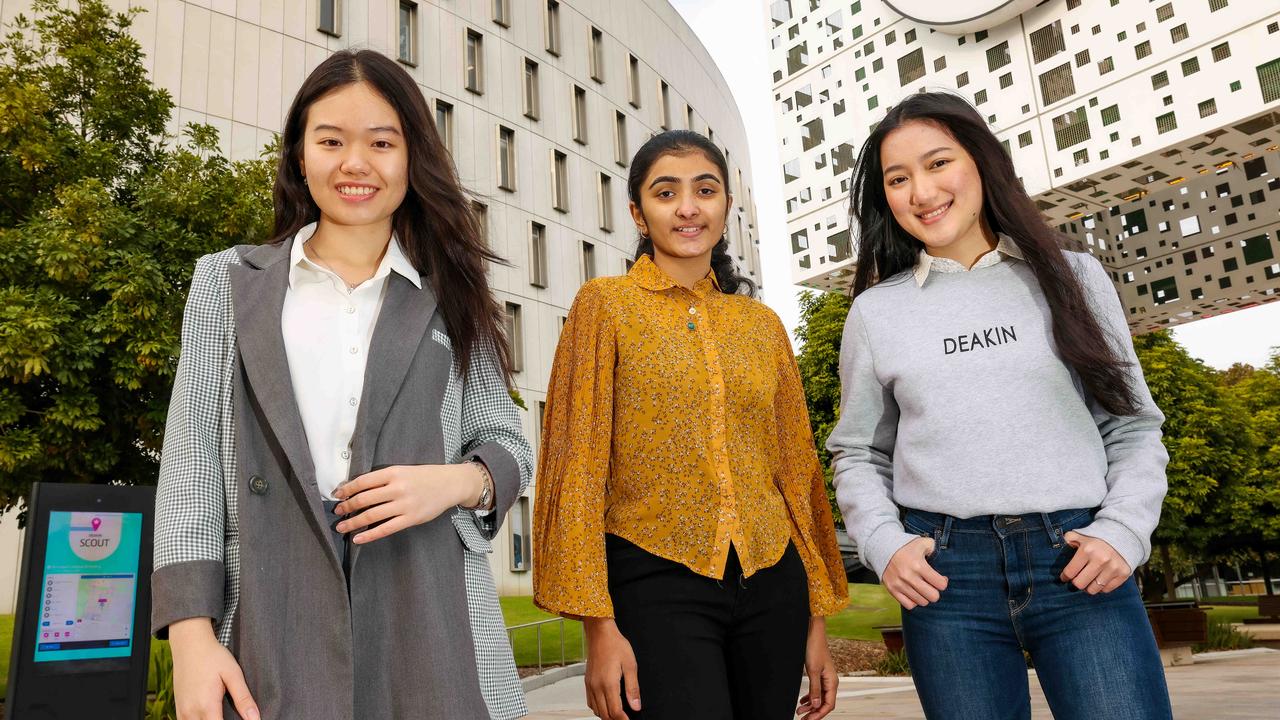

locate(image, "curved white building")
[[0, 0, 762, 598], [769, 0, 1280, 333]]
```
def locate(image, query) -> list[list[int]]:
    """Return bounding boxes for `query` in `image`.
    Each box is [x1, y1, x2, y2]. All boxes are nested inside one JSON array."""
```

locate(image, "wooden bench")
[[874, 625, 905, 653], [1145, 602, 1206, 667], [1243, 594, 1280, 624]]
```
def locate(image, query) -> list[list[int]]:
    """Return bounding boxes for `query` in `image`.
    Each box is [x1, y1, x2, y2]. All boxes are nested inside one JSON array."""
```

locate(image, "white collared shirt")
[[913, 233, 1025, 287], [281, 222, 421, 499]]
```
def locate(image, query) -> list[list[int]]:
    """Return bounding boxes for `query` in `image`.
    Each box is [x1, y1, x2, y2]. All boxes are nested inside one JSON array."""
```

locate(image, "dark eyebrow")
[[882, 146, 953, 176], [647, 173, 723, 189], [312, 124, 403, 136]]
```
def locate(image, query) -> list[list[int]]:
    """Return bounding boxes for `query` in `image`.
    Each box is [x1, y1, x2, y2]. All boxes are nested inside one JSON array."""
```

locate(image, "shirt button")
[[349, 346, 359, 354], [688, 306, 697, 315], [348, 397, 358, 407], [248, 475, 268, 495], [340, 450, 350, 460], [345, 306, 356, 314]]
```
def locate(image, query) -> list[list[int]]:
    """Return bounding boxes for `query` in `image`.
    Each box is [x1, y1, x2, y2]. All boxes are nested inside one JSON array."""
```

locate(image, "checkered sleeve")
[[457, 338, 532, 539], [152, 251, 236, 637]]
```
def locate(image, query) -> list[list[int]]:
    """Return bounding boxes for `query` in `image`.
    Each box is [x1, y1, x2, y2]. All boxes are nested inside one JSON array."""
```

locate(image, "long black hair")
[[627, 130, 756, 297], [272, 49, 511, 381], [849, 92, 1139, 416]]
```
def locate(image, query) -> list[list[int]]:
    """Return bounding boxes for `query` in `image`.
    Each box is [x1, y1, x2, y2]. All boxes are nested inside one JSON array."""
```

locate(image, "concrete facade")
[[0, 0, 762, 596], [768, 0, 1280, 333]]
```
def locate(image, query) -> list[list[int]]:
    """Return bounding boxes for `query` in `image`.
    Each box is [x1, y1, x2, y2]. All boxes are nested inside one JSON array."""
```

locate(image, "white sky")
[[669, 0, 1280, 370]]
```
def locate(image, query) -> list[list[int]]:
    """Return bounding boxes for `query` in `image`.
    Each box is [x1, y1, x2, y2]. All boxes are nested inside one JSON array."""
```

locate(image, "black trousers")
[[605, 534, 810, 720]]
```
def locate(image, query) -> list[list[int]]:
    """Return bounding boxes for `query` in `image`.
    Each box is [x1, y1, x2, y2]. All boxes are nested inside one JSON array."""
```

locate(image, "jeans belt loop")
[[1042, 512, 1062, 548], [940, 515, 953, 550]]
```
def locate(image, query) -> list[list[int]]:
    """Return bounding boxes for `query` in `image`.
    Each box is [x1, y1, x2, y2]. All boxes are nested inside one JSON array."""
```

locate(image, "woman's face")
[[629, 150, 730, 263], [299, 81, 409, 234], [880, 119, 991, 258]]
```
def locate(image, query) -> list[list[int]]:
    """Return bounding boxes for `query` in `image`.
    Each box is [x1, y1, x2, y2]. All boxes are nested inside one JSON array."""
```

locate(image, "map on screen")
[[33, 511, 142, 663]]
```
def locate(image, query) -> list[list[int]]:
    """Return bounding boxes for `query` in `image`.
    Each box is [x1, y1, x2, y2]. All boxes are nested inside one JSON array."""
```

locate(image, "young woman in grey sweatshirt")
[[827, 92, 1173, 720]]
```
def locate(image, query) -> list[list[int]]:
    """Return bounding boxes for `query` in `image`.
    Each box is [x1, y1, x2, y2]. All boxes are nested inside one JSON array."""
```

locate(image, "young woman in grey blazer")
[[152, 50, 533, 719]]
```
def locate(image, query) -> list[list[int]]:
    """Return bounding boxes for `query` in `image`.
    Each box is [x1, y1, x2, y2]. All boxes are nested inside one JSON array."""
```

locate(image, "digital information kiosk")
[[5, 482, 155, 719]]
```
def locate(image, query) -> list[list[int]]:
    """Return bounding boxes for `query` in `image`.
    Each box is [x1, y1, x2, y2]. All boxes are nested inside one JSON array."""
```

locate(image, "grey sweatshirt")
[[827, 249, 1168, 578]]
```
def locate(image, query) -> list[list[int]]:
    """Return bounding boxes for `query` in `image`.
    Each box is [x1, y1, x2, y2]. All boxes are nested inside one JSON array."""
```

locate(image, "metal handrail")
[[506, 617, 586, 672]]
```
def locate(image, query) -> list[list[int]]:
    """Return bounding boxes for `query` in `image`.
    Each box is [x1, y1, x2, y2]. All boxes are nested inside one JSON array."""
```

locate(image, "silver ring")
[[1094, 579, 1107, 586]]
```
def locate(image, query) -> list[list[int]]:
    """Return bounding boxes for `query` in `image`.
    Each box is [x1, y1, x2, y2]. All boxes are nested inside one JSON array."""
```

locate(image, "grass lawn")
[[0, 614, 10, 699], [499, 597, 585, 667], [1203, 604, 1260, 624], [826, 584, 900, 642]]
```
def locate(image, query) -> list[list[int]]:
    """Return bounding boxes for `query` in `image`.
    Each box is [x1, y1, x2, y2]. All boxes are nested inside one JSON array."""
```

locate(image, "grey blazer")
[[152, 241, 532, 719]]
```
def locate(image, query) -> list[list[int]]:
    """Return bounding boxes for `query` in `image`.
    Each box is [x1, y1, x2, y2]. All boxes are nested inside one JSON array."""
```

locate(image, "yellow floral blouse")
[[533, 255, 849, 618]]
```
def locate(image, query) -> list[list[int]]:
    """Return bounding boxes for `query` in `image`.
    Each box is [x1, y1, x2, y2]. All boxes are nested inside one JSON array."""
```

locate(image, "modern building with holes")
[[0, 0, 763, 599], [768, 0, 1280, 333]]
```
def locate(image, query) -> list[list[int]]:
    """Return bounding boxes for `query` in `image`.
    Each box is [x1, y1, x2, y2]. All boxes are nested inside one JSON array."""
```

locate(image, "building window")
[[1209, 0, 1228, 11], [1075, 49, 1090, 67], [318, 0, 341, 36], [1152, 70, 1169, 90], [1100, 104, 1120, 126], [1156, 111, 1177, 134], [933, 56, 947, 72], [1097, 56, 1114, 75], [686, 104, 695, 131], [1212, 42, 1231, 62], [598, 173, 613, 232], [1018, 131, 1033, 147], [435, 100, 453, 154], [509, 497, 531, 572], [897, 48, 925, 86], [1199, 98, 1217, 118], [1052, 106, 1091, 150], [801, 118, 825, 151], [465, 29, 484, 93], [956, 71, 969, 87], [1039, 63, 1075, 106], [999, 72, 1013, 89], [1155, 3, 1174, 22], [590, 26, 605, 82], [545, 0, 561, 56], [1029, 20, 1065, 63], [614, 111, 628, 166], [572, 86, 588, 144], [581, 241, 597, 281], [397, 2, 418, 65], [522, 59, 539, 119], [659, 80, 671, 129], [974, 89, 988, 105], [472, 201, 488, 247], [498, 126, 515, 191], [1135, 41, 1152, 60], [529, 222, 548, 288], [787, 41, 809, 75], [1260, 57, 1280, 104], [504, 302, 523, 372], [552, 150, 568, 211], [492, 0, 509, 27], [986, 41, 1011, 72], [1170, 23, 1188, 43], [628, 54, 641, 107]]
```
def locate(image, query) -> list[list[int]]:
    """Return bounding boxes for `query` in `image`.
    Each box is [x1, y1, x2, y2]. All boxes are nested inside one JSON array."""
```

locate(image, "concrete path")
[[523, 648, 1280, 719]]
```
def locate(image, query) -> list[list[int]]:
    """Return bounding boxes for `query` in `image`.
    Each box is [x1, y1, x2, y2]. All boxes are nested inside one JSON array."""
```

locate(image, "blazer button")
[[248, 475, 268, 495]]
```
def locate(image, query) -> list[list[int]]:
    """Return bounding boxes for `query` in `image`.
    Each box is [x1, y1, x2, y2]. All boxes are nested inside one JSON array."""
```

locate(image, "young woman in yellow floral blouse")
[[534, 130, 849, 720]]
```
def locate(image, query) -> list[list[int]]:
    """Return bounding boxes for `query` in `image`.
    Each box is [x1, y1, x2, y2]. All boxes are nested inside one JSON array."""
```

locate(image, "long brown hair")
[[849, 92, 1139, 416], [272, 49, 511, 381]]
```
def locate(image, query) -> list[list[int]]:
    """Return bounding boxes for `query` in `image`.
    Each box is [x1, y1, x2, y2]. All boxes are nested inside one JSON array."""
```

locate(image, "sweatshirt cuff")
[[1074, 518, 1149, 572], [863, 523, 920, 579], [151, 560, 224, 639]]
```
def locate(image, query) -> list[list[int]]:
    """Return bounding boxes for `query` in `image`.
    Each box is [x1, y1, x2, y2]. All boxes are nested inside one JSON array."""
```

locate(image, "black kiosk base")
[[5, 482, 155, 719]]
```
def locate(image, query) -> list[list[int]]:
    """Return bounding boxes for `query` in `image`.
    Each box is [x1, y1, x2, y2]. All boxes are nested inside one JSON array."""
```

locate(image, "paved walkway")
[[523, 648, 1279, 719]]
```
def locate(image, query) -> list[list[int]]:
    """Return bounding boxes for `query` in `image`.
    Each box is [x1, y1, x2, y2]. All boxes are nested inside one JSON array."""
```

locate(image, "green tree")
[[1133, 331, 1257, 599], [793, 289, 853, 525], [0, 0, 274, 515]]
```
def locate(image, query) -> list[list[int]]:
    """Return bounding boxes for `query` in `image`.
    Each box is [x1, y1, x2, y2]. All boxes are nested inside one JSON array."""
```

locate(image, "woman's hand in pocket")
[[883, 536, 949, 610], [1060, 532, 1131, 594], [583, 617, 641, 720]]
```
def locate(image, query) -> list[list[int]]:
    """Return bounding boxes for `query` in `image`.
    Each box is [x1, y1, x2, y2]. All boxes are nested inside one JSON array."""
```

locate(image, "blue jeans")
[[900, 507, 1173, 720]]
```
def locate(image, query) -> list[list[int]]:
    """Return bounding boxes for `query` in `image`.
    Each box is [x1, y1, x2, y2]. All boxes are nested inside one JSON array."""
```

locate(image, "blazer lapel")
[[229, 241, 338, 562], [348, 272, 439, 477]]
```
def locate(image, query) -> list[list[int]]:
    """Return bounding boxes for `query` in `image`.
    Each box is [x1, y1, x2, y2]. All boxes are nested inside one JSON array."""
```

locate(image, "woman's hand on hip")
[[883, 536, 948, 610], [1060, 531, 1131, 594], [796, 616, 838, 720], [583, 617, 641, 720], [169, 617, 259, 720], [333, 464, 482, 543]]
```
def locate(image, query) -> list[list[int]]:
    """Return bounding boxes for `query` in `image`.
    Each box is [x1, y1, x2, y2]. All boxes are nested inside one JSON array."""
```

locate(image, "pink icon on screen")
[[91, 517, 102, 531], [54, 632, 60, 637], [42, 633, 48, 638]]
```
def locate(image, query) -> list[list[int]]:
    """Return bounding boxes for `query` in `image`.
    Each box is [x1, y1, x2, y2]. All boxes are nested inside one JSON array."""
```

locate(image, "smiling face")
[[299, 81, 409, 235], [880, 119, 994, 262], [629, 150, 730, 264]]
